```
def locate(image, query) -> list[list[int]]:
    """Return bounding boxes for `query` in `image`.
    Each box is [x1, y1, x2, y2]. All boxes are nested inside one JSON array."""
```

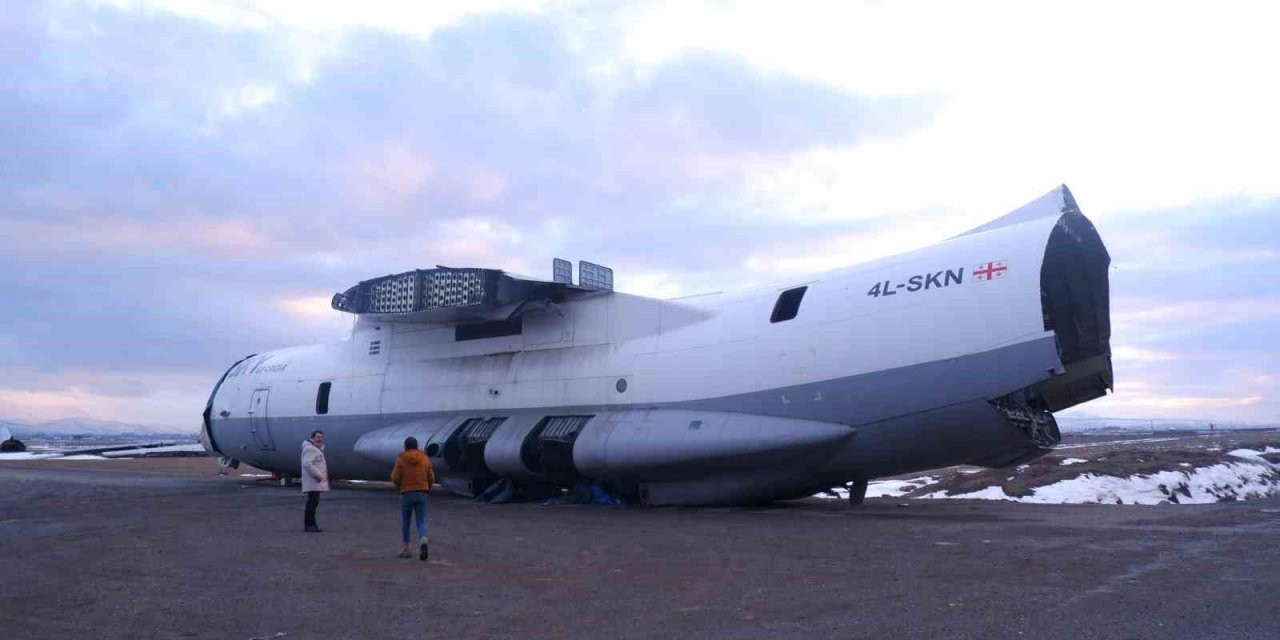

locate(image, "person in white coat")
[[301, 430, 330, 532]]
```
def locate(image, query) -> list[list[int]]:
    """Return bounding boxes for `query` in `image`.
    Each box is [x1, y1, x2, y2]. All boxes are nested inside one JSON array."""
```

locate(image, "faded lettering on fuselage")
[[227, 354, 289, 377]]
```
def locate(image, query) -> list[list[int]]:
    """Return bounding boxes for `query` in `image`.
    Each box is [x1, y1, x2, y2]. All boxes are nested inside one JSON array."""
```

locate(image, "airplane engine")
[[571, 410, 854, 480], [572, 410, 857, 505], [367, 410, 858, 504], [0, 425, 24, 453]]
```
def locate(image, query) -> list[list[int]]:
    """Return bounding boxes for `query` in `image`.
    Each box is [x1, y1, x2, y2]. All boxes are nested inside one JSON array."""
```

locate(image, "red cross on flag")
[[973, 260, 1008, 282]]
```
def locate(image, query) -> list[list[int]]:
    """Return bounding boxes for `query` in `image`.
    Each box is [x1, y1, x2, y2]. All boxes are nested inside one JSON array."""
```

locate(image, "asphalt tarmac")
[[1, 460, 1278, 640]]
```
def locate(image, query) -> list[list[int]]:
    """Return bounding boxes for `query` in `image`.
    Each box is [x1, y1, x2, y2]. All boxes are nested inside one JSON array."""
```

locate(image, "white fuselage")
[[204, 187, 1111, 505]]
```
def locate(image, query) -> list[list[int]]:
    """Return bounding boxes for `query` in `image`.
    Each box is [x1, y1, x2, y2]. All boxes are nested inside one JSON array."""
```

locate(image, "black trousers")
[[304, 491, 320, 528]]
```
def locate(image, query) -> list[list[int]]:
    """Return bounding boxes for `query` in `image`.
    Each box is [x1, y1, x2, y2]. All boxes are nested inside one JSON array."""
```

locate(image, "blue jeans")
[[400, 491, 428, 543]]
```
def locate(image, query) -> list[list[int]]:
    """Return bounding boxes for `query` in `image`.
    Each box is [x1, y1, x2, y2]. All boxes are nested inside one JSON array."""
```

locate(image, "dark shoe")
[[419, 541, 429, 561], [304, 526, 323, 533]]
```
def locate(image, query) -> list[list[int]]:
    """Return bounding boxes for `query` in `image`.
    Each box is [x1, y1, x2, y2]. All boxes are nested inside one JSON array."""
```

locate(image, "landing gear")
[[847, 478, 868, 506], [993, 395, 1060, 448], [217, 456, 240, 477]]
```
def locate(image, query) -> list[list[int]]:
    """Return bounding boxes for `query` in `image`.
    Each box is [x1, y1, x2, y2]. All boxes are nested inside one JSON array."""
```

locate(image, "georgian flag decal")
[[973, 260, 1008, 282]]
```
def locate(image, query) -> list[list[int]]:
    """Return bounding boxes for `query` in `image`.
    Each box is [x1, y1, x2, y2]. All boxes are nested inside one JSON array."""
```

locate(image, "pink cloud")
[[0, 215, 267, 257]]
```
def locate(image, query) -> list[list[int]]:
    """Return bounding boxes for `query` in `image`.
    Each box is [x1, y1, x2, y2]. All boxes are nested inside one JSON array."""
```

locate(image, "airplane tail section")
[[957, 185, 1112, 413], [936, 185, 1113, 469], [967, 187, 1112, 467], [1033, 190, 1113, 411]]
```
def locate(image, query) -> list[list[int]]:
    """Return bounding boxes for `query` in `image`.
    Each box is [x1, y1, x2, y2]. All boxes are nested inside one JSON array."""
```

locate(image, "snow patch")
[[939, 486, 1009, 501], [820, 476, 938, 500], [0, 452, 62, 460], [100, 443, 206, 458], [923, 461, 1280, 505], [1228, 447, 1280, 459], [0, 452, 113, 461], [1059, 458, 1088, 466], [865, 476, 937, 498], [1056, 437, 1184, 450]]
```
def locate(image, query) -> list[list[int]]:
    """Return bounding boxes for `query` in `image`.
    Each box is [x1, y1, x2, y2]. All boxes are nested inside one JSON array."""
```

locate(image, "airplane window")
[[315, 382, 332, 415], [770, 286, 808, 323]]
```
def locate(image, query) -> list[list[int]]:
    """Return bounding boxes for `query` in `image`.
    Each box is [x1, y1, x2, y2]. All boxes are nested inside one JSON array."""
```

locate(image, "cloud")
[[1073, 372, 1272, 423], [111, 0, 553, 38], [1111, 297, 1280, 339], [271, 296, 351, 332], [0, 1, 938, 424], [0, 389, 96, 422], [0, 214, 263, 257], [0, 368, 209, 426], [1, 0, 1276, 426], [1091, 390, 1263, 413], [618, 1, 1280, 215], [1110, 346, 1180, 365], [338, 145, 438, 206]]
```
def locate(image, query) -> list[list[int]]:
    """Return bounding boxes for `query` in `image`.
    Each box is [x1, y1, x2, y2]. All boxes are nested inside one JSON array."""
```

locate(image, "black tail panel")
[[1036, 192, 1113, 411]]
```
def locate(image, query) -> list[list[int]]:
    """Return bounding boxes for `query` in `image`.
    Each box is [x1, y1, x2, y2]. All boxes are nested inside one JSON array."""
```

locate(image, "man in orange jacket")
[[390, 436, 436, 560]]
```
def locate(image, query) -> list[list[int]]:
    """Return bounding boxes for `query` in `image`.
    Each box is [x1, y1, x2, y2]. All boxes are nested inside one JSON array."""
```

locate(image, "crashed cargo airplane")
[[201, 185, 1111, 505]]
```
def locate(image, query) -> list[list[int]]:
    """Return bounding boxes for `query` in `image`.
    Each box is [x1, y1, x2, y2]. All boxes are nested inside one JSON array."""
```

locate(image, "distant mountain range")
[[0, 417, 195, 437], [1056, 416, 1276, 432]]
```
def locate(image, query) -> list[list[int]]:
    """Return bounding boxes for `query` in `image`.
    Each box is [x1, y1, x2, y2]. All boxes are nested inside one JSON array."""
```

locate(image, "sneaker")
[[398, 550, 412, 558], [419, 540, 429, 561]]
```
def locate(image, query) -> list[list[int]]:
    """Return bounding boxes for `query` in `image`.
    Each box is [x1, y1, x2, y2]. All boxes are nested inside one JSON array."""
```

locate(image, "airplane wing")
[[331, 260, 613, 324]]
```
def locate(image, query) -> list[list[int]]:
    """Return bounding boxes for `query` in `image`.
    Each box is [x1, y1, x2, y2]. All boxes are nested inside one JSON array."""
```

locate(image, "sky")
[[1, 0, 1277, 429]]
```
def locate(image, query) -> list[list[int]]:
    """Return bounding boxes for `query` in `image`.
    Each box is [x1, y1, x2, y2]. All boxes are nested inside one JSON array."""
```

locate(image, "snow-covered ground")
[[0, 452, 65, 461], [0, 443, 205, 460], [0, 452, 113, 461], [926, 460, 1279, 504], [865, 476, 937, 498], [821, 445, 1280, 505], [1055, 437, 1187, 450], [101, 443, 206, 458], [1, 451, 122, 461]]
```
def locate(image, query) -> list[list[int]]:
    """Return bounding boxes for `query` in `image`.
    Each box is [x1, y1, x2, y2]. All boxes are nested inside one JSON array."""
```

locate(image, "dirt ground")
[[2, 457, 1279, 640], [0, 455, 258, 477]]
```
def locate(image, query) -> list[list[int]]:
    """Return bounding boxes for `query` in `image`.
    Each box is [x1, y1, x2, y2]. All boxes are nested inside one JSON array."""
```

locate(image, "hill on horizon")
[[1056, 415, 1276, 432], [0, 417, 196, 437]]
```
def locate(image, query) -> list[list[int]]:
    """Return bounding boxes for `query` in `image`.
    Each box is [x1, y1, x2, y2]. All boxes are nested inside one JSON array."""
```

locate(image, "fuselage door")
[[248, 388, 275, 450]]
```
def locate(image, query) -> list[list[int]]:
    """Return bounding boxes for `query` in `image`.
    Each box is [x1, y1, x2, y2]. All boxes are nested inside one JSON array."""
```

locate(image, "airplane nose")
[[201, 379, 225, 457], [203, 354, 255, 457], [199, 425, 215, 456]]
